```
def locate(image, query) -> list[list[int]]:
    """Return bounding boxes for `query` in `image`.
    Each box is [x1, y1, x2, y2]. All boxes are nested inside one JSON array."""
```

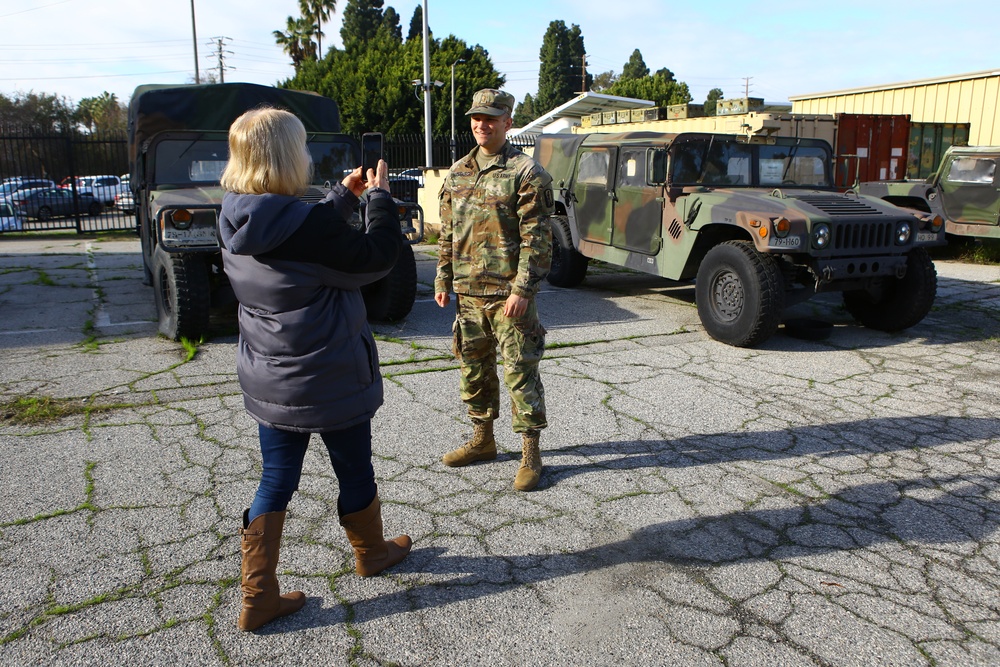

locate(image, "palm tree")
[[299, 0, 336, 60], [274, 16, 317, 71]]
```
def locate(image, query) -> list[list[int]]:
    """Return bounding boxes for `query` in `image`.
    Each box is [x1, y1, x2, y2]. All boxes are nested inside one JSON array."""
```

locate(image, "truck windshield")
[[151, 138, 358, 186], [671, 138, 831, 188]]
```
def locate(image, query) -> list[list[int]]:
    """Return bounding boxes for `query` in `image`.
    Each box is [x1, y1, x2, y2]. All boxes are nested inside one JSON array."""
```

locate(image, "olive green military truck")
[[128, 82, 421, 341], [858, 145, 1000, 240], [534, 131, 946, 347]]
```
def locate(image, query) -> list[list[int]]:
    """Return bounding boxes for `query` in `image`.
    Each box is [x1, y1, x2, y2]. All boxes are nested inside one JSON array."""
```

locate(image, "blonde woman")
[[218, 107, 410, 632]]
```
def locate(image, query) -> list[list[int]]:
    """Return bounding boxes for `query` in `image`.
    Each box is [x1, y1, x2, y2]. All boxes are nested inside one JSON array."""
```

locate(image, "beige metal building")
[[789, 68, 1000, 146]]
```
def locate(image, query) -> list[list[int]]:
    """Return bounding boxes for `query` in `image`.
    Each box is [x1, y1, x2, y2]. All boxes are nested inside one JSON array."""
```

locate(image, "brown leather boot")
[[238, 510, 306, 632], [441, 420, 497, 467], [513, 430, 542, 491], [339, 495, 412, 577]]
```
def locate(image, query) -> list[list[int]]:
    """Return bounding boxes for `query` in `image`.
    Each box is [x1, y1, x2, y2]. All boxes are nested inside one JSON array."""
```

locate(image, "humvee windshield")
[[151, 137, 358, 187], [670, 138, 831, 188]]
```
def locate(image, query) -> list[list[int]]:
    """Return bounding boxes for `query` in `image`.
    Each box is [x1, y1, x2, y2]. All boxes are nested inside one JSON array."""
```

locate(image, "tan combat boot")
[[513, 430, 542, 491], [441, 420, 497, 467]]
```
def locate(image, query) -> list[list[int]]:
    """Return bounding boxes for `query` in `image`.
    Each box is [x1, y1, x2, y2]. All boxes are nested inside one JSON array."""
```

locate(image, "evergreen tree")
[[340, 0, 385, 52], [513, 93, 537, 127], [382, 6, 402, 41], [704, 88, 724, 115], [567, 24, 592, 94], [606, 71, 691, 107], [535, 20, 577, 117], [591, 70, 618, 92], [654, 67, 675, 82], [0, 91, 76, 133], [406, 5, 425, 41], [621, 49, 649, 80]]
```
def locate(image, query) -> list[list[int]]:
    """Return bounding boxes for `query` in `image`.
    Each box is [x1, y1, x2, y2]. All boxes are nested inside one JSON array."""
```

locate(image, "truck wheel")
[[362, 244, 417, 321], [88, 202, 103, 216], [696, 240, 785, 347], [547, 216, 588, 287], [152, 246, 211, 340], [843, 247, 937, 332]]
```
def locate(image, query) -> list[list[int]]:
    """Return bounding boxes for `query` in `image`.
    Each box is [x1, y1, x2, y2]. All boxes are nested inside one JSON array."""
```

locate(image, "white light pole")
[[421, 0, 432, 167], [450, 58, 465, 164]]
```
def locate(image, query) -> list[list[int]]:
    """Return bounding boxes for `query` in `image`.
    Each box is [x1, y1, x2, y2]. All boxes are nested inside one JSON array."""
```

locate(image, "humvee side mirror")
[[649, 149, 668, 185]]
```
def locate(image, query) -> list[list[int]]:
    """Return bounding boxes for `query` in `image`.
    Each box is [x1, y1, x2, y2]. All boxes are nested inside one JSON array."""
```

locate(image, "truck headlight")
[[170, 209, 193, 230], [895, 221, 912, 245], [812, 223, 830, 249]]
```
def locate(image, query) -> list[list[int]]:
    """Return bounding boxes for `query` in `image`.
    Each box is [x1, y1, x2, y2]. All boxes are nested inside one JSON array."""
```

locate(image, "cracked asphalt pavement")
[[1, 235, 998, 666]]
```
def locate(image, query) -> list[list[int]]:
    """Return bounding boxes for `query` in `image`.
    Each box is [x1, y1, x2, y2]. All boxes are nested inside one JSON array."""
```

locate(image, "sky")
[[3, 0, 998, 112]]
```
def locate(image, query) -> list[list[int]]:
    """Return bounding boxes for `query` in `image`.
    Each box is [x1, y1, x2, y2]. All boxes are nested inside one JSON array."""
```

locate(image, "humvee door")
[[572, 146, 616, 245], [939, 154, 1000, 228], [610, 146, 662, 255]]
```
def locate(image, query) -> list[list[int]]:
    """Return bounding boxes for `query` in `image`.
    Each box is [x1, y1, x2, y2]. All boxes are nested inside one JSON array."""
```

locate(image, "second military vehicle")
[[534, 131, 946, 347], [128, 82, 421, 341], [859, 144, 1000, 240]]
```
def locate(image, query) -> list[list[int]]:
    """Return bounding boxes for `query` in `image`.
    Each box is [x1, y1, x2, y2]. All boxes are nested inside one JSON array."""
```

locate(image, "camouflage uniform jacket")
[[435, 141, 554, 299]]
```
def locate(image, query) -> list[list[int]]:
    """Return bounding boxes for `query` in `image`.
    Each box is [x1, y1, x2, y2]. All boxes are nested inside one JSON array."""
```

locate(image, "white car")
[[0, 199, 24, 231], [75, 175, 125, 206]]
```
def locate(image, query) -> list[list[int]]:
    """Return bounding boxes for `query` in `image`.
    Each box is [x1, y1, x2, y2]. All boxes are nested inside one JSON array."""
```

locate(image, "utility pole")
[[580, 53, 588, 94], [190, 0, 199, 84], [210, 36, 233, 83], [743, 76, 753, 97], [421, 0, 432, 167]]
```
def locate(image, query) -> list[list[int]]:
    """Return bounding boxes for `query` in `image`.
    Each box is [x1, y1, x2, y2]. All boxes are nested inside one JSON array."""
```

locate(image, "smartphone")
[[361, 132, 383, 175]]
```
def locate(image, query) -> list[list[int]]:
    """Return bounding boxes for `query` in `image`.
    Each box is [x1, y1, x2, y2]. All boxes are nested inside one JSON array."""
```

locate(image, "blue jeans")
[[247, 420, 377, 522]]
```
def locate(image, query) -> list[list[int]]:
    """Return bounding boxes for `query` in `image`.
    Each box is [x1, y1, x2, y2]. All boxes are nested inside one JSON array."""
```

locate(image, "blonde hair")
[[220, 107, 312, 196]]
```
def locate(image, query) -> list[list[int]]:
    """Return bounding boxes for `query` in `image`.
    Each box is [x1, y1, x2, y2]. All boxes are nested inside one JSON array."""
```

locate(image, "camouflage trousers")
[[452, 294, 547, 433]]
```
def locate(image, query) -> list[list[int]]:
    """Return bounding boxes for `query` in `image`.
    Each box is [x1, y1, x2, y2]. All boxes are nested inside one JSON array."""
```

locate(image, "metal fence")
[[0, 130, 538, 235]]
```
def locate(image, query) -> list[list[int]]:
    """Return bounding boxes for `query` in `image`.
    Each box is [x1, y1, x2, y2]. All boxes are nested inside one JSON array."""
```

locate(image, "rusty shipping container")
[[833, 113, 911, 188]]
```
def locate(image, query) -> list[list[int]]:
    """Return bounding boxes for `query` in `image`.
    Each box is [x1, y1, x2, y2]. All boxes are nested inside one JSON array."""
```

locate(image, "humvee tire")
[[842, 247, 937, 332], [696, 240, 785, 347], [362, 244, 417, 322], [152, 246, 211, 340], [547, 216, 588, 287]]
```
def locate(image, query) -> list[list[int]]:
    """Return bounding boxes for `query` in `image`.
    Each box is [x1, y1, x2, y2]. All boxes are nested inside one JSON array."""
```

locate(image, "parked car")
[[11, 187, 103, 220], [388, 168, 423, 202], [0, 199, 24, 231], [115, 189, 135, 210], [0, 178, 56, 199], [74, 175, 125, 206]]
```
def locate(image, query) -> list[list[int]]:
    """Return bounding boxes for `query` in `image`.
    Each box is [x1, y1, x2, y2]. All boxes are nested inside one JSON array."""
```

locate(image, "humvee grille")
[[832, 221, 894, 251], [795, 195, 882, 217], [299, 186, 330, 204]]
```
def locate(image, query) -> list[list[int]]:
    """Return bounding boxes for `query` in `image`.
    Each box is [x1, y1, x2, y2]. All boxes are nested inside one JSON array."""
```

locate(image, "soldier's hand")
[[503, 294, 528, 318], [435, 292, 450, 308]]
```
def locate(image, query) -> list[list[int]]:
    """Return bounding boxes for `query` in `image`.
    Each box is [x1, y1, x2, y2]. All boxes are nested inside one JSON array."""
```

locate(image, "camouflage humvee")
[[858, 145, 1000, 240], [534, 131, 946, 347], [128, 83, 421, 340]]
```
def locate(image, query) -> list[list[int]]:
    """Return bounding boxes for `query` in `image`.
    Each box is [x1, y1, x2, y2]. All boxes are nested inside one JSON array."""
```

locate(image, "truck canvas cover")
[[127, 82, 341, 183]]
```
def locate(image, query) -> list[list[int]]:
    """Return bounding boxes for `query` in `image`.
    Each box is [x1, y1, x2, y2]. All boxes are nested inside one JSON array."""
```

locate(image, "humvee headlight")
[[895, 221, 912, 245], [170, 209, 193, 230], [773, 217, 791, 238], [812, 223, 830, 249]]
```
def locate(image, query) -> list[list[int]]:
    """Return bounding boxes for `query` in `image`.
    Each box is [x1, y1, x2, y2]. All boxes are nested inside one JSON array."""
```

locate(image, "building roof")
[[510, 92, 654, 139], [789, 68, 1000, 101]]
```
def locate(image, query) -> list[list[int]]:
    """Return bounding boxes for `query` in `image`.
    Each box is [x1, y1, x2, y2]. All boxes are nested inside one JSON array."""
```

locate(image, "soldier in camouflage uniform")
[[434, 89, 554, 492]]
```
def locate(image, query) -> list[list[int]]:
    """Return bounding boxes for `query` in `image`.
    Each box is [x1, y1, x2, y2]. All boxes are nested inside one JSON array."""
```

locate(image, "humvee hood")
[[219, 192, 313, 256]]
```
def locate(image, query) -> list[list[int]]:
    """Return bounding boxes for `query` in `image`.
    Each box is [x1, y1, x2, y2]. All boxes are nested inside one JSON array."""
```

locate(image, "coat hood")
[[219, 192, 313, 255]]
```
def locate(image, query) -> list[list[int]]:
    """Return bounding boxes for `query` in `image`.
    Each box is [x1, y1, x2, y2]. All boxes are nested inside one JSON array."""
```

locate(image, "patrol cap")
[[466, 89, 515, 117]]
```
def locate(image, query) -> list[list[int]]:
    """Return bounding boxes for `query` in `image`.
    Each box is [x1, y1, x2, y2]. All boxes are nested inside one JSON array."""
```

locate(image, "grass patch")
[[931, 237, 1000, 264], [0, 395, 131, 426]]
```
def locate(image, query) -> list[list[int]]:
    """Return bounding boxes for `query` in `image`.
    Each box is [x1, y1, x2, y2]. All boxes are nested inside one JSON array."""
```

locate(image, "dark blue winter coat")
[[218, 184, 402, 432]]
